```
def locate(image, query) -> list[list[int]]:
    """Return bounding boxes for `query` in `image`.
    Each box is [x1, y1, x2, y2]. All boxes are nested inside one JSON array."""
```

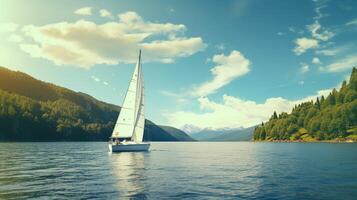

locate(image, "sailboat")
[[109, 50, 150, 152]]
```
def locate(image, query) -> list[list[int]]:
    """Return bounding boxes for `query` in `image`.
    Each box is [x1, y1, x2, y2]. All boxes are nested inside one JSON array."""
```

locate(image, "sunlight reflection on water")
[[0, 142, 356, 199]]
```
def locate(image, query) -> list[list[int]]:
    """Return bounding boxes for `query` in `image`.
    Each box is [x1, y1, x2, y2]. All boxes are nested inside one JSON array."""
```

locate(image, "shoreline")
[[253, 139, 356, 143]]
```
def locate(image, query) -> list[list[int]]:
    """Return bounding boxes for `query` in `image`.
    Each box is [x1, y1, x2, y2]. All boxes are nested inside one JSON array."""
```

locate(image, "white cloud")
[[160, 90, 188, 104], [215, 43, 225, 50], [312, 57, 321, 64], [298, 80, 305, 85], [293, 37, 319, 55], [141, 37, 206, 63], [292, 1, 334, 55], [346, 18, 357, 26], [91, 75, 100, 82], [313, 4, 328, 20], [0, 22, 18, 32], [165, 89, 332, 132], [18, 11, 206, 68], [277, 32, 284, 36], [74, 7, 92, 16], [307, 21, 334, 41], [316, 46, 344, 56], [300, 63, 309, 73], [7, 34, 23, 43], [116, 11, 187, 34], [320, 54, 357, 72], [192, 50, 250, 97], [288, 26, 296, 33], [91, 75, 110, 86], [99, 9, 112, 18]]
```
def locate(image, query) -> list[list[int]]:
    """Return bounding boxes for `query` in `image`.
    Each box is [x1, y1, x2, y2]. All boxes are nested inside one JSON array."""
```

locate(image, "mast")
[[132, 73, 145, 142], [132, 50, 145, 142]]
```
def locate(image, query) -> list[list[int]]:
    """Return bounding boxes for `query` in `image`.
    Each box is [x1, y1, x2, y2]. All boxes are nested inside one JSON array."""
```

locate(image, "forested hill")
[[0, 66, 194, 141], [253, 68, 357, 142]]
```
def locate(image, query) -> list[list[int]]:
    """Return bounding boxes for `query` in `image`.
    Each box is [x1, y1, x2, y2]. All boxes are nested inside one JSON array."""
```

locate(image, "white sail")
[[132, 74, 145, 142], [111, 51, 144, 139]]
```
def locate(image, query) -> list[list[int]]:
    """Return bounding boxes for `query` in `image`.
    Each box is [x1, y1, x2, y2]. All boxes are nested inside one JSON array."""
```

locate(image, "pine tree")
[[315, 97, 320, 110], [320, 95, 325, 103], [271, 111, 278, 120]]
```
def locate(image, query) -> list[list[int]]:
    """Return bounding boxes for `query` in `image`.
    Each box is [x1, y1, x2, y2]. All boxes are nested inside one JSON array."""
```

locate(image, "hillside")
[[253, 68, 357, 142], [158, 125, 195, 141], [191, 126, 255, 141], [0, 66, 193, 141], [207, 126, 256, 141]]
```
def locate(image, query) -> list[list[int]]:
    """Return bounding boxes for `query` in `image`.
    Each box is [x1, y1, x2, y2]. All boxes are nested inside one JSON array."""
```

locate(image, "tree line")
[[253, 68, 357, 141]]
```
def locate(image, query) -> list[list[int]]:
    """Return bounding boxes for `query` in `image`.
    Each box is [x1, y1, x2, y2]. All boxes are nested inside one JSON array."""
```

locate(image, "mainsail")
[[111, 51, 145, 142]]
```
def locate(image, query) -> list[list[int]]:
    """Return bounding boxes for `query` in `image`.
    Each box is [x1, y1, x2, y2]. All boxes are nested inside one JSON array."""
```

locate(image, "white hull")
[[109, 142, 150, 152]]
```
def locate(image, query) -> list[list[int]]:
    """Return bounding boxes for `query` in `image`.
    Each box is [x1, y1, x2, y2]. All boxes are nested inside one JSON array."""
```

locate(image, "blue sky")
[[0, 0, 356, 132]]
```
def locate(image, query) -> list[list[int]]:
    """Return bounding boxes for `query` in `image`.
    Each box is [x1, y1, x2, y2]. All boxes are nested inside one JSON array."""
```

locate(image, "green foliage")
[[0, 89, 114, 141], [0, 66, 121, 141], [346, 134, 357, 140], [253, 68, 357, 141]]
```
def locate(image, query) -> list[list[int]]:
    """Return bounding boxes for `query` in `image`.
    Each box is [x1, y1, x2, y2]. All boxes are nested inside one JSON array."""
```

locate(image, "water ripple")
[[0, 142, 357, 199]]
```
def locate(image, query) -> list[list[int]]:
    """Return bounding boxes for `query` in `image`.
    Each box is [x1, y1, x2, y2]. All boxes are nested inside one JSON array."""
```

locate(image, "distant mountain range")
[[190, 126, 256, 141], [0, 66, 194, 142]]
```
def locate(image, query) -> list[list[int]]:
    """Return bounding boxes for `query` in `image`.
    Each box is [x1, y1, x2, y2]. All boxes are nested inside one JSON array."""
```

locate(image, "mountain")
[[190, 129, 225, 140], [0, 66, 194, 141], [207, 126, 256, 141], [144, 122, 194, 141], [158, 125, 195, 141], [191, 126, 255, 141], [253, 68, 357, 142]]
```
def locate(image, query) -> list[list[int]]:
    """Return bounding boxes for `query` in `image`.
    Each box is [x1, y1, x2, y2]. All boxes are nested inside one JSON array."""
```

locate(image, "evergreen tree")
[[271, 111, 278, 120], [315, 97, 321, 110]]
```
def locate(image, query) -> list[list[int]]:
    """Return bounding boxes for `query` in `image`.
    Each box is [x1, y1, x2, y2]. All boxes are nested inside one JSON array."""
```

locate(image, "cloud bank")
[[165, 89, 333, 132], [17, 11, 206, 68]]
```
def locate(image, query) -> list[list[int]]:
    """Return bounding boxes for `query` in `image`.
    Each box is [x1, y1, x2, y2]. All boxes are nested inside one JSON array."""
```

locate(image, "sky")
[[0, 0, 357, 133]]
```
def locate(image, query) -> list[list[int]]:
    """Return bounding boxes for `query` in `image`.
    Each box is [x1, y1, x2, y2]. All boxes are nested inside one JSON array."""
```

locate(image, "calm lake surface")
[[0, 142, 356, 200]]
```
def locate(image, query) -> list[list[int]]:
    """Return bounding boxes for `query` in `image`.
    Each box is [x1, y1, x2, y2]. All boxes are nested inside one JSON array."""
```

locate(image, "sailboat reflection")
[[109, 152, 148, 199]]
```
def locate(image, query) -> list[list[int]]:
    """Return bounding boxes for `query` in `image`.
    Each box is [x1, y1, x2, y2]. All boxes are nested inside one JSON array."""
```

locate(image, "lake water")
[[0, 142, 356, 200]]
